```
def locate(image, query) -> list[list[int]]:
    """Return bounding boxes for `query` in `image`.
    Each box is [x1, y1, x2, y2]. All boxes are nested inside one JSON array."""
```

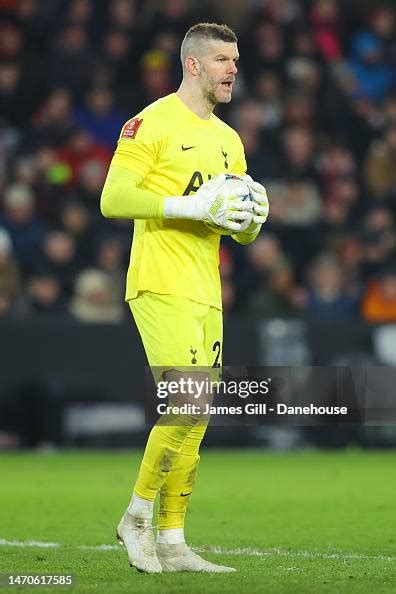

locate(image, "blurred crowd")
[[0, 0, 396, 323]]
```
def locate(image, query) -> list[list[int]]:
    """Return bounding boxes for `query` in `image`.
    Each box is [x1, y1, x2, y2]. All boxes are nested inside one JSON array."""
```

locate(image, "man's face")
[[197, 41, 239, 105]]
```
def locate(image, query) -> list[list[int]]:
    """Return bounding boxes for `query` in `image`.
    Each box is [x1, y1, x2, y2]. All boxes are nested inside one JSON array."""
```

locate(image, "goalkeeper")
[[100, 22, 269, 574]]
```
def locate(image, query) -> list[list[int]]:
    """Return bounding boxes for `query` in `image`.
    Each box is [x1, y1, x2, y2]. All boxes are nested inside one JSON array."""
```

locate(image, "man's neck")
[[176, 83, 214, 120]]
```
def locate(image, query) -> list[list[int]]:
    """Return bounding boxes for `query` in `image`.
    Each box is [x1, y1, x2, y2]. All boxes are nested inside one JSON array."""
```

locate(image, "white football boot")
[[156, 542, 236, 573], [116, 512, 162, 573]]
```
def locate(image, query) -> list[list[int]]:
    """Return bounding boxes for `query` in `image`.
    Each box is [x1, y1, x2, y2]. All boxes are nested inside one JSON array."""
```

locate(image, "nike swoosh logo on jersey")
[[181, 145, 195, 151], [180, 492, 192, 497]]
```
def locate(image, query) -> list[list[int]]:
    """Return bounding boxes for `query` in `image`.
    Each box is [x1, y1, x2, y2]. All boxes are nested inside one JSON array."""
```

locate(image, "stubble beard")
[[200, 66, 232, 108], [202, 80, 231, 108]]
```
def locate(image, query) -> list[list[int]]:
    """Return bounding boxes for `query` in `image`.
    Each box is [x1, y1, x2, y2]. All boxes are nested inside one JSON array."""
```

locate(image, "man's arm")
[[100, 165, 165, 219], [101, 116, 167, 219], [101, 117, 253, 230], [100, 164, 252, 231]]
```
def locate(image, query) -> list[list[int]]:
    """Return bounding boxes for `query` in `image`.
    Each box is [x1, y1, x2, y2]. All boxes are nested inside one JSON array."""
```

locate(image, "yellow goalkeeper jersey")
[[111, 93, 247, 310]]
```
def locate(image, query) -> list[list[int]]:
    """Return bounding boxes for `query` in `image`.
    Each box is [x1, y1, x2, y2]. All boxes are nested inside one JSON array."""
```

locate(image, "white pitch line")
[[0, 538, 394, 562], [205, 546, 396, 563], [79, 544, 120, 551], [0, 539, 60, 548]]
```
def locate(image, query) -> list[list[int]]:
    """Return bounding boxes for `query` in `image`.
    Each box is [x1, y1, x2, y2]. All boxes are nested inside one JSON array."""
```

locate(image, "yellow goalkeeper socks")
[[133, 416, 202, 501], [157, 423, 207, 530]]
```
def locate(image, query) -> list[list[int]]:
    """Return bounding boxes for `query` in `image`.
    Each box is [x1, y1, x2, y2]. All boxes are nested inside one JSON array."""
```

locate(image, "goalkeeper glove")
[[243, 175, 269, 225], [231, 175, 269, 236], [164, 174, 253, 232]]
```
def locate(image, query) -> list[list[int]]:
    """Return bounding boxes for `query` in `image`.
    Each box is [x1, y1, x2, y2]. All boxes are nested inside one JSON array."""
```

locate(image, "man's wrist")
[[164, 196, 199, 220]]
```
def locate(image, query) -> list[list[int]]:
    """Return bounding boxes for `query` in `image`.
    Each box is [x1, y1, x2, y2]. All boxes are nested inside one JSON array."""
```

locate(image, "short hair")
[[181, 23, 237, 67]]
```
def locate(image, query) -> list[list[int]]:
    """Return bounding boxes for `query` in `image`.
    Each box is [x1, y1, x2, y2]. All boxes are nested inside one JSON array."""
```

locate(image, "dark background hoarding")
[[1, 316, 394, 448]]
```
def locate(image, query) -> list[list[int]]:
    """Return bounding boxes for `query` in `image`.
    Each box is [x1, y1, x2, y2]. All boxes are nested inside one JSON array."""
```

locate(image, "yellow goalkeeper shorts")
[[129, 291, 223, 374]]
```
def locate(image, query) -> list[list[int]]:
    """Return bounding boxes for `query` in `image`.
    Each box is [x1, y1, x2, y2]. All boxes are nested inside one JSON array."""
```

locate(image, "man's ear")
[[185, 56, 200, 76]]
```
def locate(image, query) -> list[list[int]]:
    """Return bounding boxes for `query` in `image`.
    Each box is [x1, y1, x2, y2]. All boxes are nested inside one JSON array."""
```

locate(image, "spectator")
[[253, 71, 283, 129], [268, 179, 322, 226], [25, 272, 66, 315], [366, 5, 396, 65], [364, 123, 396, 200], [322, 198, 352, 232], [305, 254, 359, 320], [211, 0, 252, 29], [282, 89, 318, 129], [0, 182, 46, 272], [49, 24, 95, 96], [54, 127, 111, 189], [69, 268, 124, 322], [95, 237, 126, 297], [151, 30, 184, 88], [233, 98, 267, 133], [310, 0, 344, 63], [28, 88, 73, 149], [100, 29, 140, 108], [346, 32, 394, 104], [360, 206, 396, 281], [76, 159, 109, 220], [0, 227, 20, 303], [59, 201, 95, 266], [64, 0, 94, 28], [325, 176, 360, 213], [247, 234, 286, 278], [234, 98, 283, 180], [317, 144, 357, 193], [254, 0, 302, 26], [282, 127, 317, 180], [245, 21, 285, 84], [361, 268, 396, 323], [290, 26, 322, 62], [108, 0, 137, 32], [237, 128, 265, 184], [73, 86, 126, 150], [136, 50, 174, 111], [9, 147, 67, 225], [334, 234, 364, 287], [148, 0, 191, 39], [246, 258, 301, 318], [0, 21, 24, 62], [0, 62, 25, 126], [35, 230, 80, 297]]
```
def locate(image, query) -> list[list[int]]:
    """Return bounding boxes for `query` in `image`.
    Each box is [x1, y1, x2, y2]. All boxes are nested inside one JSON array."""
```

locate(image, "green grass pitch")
[[0, 450, 395, 593]]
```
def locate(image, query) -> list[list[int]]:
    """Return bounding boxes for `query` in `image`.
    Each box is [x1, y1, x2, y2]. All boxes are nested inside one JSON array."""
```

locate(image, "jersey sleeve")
[[110, 114, 167, 183], [100, 165, 165, 219], [232, 133, 247, 176], [100, 112, 169, 219]]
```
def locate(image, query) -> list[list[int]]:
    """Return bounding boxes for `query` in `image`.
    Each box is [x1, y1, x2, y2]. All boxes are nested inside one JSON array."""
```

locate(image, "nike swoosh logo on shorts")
[[181, 145, 195, 151]]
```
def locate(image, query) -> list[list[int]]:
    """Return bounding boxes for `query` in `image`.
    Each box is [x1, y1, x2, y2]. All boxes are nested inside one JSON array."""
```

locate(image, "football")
[[204, 174, 252, 235]]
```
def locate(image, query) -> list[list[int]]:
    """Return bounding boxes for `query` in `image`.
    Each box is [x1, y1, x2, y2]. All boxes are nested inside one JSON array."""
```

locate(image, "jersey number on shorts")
[[212, 341, 221, 368]]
